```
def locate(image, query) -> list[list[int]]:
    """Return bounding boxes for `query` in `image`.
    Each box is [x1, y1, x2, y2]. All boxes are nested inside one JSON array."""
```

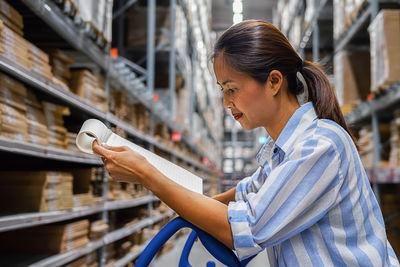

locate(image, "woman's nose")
[[223, 95, 232, 109]]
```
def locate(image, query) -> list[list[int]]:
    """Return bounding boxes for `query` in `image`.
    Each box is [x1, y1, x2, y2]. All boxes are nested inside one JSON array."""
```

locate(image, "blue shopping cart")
[[136, 217, 255, 267]]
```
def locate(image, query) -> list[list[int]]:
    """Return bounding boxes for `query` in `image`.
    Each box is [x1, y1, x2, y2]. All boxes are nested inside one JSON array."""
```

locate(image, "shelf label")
[[171, 131, 182, 142]]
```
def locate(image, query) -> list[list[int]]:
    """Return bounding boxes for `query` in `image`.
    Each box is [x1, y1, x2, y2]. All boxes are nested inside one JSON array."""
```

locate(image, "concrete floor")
[[151, 234, 270, 267]]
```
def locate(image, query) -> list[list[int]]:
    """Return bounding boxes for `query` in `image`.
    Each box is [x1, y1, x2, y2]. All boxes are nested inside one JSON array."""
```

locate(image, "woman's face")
[[214, 55, 277, 130]]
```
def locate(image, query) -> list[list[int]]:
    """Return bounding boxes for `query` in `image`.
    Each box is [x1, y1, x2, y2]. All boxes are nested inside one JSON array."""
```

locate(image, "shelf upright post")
[[146, 0, 157, 243], [370, 0, 379, 19], [189, 51, 196, 141], [99, 56, 112, 267], [147, 0, 156, 97], [232, 119, 237, 181], [312, 0, 320, 63], [169, 0, 177, 119], [116, 0, 125, 57], [370, 0, 381, 205]]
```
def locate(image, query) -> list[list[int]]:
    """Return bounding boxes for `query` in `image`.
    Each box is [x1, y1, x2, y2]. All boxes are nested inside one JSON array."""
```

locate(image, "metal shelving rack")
[[221, 110, 262, 192], [0, 0, 223, 265], [27, 210, 173, 267], [280, 0, 400, 207]]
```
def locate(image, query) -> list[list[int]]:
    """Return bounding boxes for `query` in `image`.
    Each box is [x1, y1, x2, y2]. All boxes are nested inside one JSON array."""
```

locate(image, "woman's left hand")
[[92, 140, 150, 183]]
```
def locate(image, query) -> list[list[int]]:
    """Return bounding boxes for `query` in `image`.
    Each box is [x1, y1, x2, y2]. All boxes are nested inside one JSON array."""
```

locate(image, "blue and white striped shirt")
[[228, 102, 399, 266]]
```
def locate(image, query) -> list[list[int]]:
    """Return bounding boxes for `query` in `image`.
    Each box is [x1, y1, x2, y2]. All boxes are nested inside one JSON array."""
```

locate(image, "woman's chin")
[[238, 121, 254, 131]]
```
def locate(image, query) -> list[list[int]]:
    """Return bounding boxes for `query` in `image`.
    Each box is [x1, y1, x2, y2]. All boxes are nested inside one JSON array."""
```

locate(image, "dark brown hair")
[[213, 20, 357, 145]]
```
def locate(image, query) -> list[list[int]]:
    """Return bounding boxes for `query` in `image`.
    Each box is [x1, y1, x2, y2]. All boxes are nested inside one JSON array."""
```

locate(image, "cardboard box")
[[126, 7, 171, 47], [0, 13, 23, 36], [334, 50, 370, 108], [0, 219, 90, 253], [0, 72, 27, 96], [0, 0, 23, 29], [0, 171, 74, 212], [369, 10, 400, 93]]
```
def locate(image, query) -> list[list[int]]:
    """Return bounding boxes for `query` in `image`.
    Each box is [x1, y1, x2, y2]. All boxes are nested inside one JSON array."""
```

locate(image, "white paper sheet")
[[76, 119, 203, 194]]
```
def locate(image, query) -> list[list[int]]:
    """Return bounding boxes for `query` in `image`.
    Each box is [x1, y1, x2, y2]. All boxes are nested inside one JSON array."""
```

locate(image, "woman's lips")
[[233, 113, 243, 120]]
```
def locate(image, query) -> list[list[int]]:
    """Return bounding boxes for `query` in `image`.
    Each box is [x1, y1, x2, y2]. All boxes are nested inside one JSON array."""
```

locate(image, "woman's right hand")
[[92, 140, 153, 184]]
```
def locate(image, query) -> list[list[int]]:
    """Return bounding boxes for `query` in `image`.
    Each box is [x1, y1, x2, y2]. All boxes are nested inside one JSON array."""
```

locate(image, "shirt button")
[[273, 148, 278, 153]]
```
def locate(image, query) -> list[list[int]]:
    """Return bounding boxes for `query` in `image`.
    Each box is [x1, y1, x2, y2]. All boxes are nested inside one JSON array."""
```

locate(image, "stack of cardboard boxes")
[[0, 0, 23, 36], [0, 0, 54, 81], [0, 72, 79, 150], [0, 219, 90, 254], [28, 43, 53, 81], [369, 10, 400, 94], [43, 101, 70, 150], [70, 69, 108, 112], [0, 73, 29, 142], [334, 50, 370, 114], [48, 49, 74, 91], [359, 124, 391, 170], [0, 171, 74, 212], [0, 0, 28, 69], [107, 181, 147, 201], [25, 89, 50, 146], [358, 126, 374, 169], [72, 168, 98, 207], [0, 20, 30, 69], [389, 110, 400, 167], [89, 220, 109, 240], [65, 252, 98, 267]]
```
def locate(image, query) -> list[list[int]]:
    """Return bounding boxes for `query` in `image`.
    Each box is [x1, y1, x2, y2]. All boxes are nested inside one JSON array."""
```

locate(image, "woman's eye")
[[228, 88, 236, 93]]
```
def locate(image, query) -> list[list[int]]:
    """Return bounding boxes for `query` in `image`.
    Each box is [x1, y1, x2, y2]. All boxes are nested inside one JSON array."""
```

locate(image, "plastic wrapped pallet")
[[304, 0, 315, 29], [0, 171, 74, 212], [289, 16, 302, 48], [0, 219, 89, 253], [72, 0, 113, 44], [369, 10, 400, 93], [333, 0, 346, 40], [334, 50, 370, 113]]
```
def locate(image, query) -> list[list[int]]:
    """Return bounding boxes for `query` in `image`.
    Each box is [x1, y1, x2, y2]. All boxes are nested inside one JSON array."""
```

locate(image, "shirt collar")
[[257, 102, 317, 165], [276, 102, 317, 153]]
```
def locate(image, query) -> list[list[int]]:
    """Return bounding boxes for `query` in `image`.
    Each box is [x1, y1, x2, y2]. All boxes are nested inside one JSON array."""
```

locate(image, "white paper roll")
[[76, 119, 203, 194]]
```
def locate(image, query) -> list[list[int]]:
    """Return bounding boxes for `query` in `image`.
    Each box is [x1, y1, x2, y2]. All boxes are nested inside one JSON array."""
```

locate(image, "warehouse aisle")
[[152, 234, 270, 266]]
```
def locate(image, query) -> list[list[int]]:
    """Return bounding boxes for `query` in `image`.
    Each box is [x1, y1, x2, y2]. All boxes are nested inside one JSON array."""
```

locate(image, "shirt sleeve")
[[228, 137, 343, 260], [235, 167, 265, 202]]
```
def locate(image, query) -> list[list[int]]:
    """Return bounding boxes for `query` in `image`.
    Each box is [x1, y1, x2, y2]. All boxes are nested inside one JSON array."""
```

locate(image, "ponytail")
[[213, 20, 358, 147], [302, 60, 358, 147]]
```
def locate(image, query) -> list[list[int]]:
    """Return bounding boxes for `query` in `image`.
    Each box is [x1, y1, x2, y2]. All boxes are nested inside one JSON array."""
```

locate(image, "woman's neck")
[[265, 95, 300, 142]]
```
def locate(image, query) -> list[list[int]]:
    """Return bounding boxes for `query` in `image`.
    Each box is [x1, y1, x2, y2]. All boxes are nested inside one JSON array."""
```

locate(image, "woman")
[[93, 20, 399, 266]]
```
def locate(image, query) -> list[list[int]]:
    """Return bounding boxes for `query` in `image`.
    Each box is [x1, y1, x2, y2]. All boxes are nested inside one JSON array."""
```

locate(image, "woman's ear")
[[267, 70, 283, 96]]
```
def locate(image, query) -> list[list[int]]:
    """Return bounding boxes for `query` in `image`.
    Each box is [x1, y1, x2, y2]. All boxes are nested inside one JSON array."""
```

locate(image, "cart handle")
[[135, 217, 252, 267]]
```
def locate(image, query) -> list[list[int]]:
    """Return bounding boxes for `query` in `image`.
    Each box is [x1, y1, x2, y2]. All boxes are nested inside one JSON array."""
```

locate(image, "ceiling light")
[[233, 13, 243, 24], [232, 1, 243, 13]]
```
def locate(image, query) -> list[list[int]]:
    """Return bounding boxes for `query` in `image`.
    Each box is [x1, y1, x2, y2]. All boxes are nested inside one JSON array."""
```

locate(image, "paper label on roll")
[[76, 119, 203, 194]]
